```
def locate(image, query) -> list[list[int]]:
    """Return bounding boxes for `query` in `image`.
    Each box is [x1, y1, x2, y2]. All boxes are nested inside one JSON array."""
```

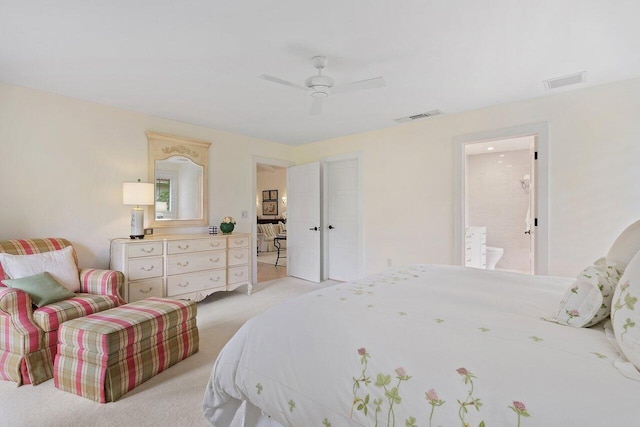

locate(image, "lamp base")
[[130, 208, 145, 239]]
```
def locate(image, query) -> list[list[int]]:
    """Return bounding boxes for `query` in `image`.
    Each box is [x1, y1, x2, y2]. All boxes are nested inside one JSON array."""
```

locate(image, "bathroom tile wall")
[[467, 149, 531, 273]]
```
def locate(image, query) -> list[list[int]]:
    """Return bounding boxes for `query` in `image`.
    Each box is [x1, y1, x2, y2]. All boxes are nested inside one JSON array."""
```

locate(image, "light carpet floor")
[[0, 277, 337, 427]]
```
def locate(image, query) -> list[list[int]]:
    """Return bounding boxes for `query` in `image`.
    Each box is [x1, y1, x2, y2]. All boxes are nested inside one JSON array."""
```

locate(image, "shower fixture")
[[520, 174, 531, 192]]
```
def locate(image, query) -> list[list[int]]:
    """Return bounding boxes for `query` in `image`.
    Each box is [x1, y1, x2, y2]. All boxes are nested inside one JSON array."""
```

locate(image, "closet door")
[[287, 162, 321, 282], [325, 157, 361, 281]]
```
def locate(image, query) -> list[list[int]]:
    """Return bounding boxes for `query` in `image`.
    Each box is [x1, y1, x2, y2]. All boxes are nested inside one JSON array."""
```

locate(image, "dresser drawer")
[[128, 242, 163, 258], [128, 256, 163, 280], [128, 278, 164, 302], [167, 238, 226, 255], [167, 269, 226, 297], [167, 250, 226, 275], [228, 236, 249, 248], [228, 265, 249, 285], [228, 248, 249, 266]]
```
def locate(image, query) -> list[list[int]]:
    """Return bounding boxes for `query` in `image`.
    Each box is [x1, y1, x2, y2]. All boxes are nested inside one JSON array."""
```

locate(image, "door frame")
[[252, 156, 294, 285], [453, 122, 549, 274], [321, 152, 364, 281]]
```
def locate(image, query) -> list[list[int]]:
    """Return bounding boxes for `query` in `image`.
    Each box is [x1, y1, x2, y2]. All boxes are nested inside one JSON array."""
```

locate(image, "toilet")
[[486, 246, 504, 270]]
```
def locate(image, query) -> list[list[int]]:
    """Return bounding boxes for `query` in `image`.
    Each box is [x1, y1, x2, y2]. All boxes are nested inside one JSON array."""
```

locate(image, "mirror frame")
[[146, 131, 211, 228]]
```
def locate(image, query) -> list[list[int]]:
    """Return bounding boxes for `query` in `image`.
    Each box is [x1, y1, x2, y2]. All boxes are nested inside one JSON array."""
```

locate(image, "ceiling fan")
[[258, 56, 386, 115]]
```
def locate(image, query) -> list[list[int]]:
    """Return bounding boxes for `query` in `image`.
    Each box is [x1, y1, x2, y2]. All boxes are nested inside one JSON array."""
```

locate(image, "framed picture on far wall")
[[262, 200, 278, 216], [269, 190, 278, 201], [262, 190, 270, 201]]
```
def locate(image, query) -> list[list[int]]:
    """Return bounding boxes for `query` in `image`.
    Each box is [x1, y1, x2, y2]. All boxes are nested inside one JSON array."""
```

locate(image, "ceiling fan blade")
[[309, 97, 323, 115], [332, 76, 386, 95], [258, 74, 308, 91]]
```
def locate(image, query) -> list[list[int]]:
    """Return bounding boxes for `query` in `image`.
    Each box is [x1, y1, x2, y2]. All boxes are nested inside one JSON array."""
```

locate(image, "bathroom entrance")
[[454, 123, 549, 275], [463, 135, 537, 274]]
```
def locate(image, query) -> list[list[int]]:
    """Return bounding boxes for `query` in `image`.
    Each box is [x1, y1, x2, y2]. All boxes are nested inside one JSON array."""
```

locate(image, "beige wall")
[[0, 82, 295, 269], [2, 77, 640, 278], [295, 77, 640, 277]]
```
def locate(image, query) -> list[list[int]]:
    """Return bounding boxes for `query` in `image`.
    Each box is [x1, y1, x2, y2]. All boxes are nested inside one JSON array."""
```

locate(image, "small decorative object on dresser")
[[110, 233, 251, 302], [220, 216, 236, 234]]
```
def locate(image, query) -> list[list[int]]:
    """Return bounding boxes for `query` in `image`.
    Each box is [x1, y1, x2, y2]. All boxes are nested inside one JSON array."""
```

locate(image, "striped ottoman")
[[53, 297, 199, 402]]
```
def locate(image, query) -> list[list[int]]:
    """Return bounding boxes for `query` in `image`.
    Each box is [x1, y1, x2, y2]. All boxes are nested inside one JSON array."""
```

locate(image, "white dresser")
[[464, 226, 487, 269], [110, 233, 251, 302]]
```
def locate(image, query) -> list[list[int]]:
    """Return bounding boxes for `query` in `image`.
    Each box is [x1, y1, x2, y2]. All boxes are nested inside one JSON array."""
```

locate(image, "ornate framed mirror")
[[146, 131, 211, 228]]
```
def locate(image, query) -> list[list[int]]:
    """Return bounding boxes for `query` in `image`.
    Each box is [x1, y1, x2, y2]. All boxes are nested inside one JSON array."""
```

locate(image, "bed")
[[203, 222, 640, 427]]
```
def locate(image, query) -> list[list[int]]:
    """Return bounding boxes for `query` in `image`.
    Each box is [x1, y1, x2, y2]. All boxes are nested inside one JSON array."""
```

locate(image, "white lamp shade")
[[123, 182, 155, 206]]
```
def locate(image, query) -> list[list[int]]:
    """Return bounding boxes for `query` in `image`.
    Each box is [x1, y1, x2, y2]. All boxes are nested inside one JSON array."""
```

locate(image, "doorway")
[[454, 123, 549, 275], [252, 157, 292, 285], [464, 136, 535, 273]]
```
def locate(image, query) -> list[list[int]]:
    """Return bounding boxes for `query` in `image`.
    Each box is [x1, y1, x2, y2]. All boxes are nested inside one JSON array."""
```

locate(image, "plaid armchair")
[[0, 238, 124, 386]]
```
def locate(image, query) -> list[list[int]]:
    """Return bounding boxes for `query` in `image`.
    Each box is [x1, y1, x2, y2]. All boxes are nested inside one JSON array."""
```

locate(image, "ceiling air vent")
[[543, 71, 586, 90], [394, 109, 443, 123]]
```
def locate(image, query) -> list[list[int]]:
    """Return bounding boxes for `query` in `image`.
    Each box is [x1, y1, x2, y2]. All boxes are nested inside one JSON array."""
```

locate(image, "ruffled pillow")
[[611, 250, 640, 370], [579, 257, 622, 326], [607, 220, 640, 270], [549, 257, 622, 327]]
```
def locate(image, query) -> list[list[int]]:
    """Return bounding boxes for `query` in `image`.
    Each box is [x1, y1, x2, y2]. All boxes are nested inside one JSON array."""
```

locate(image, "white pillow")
[[581, 258, 622, 326], [549, 258, 621, 327], [611, 249, 640, 370], [551, 280, 602, 327], [0, 246, 80, 292], [608, 219, 640, 269]]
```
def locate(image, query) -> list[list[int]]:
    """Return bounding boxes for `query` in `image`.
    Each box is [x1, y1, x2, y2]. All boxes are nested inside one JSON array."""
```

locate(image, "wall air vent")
[[394, 109, 443, 123], [543, 71, 586, 90]]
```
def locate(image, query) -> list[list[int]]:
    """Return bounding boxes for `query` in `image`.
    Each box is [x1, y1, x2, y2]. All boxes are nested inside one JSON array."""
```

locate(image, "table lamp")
[[123, 179, 155, 239]]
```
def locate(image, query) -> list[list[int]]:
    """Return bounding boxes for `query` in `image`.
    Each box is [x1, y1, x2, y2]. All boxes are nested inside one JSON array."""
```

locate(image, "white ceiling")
[[2, 1, 640, 145]]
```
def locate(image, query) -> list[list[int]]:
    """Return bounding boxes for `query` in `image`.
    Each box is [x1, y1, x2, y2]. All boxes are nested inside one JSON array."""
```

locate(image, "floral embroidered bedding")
[[203, 264, 640, 426]]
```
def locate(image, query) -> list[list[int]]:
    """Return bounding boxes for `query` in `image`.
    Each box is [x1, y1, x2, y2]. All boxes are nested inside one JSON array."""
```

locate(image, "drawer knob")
[[210, 242, 220, 247], [178, 282, 190, 288], [140, 287, 153, 294], [178, 244, 190, 250], [235, 271, 244, 277], [209, 276, 221, 282], [234, 240, 244, 245], [177, 261, 189, 267], [141, 247, 155, 253], [209, 257, 220, 263], [234, 254, 244, 259], [140, 265, 154, 272]]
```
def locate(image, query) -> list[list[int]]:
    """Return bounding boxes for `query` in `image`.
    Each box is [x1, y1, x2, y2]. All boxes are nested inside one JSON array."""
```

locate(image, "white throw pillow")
[[608, 219, 640, 269], [548, 258, 621, 327], [579, 257, 622, 326], [551, 280, 603, 327], [0, 246, 80, 292], [611, 249, 640, 370]]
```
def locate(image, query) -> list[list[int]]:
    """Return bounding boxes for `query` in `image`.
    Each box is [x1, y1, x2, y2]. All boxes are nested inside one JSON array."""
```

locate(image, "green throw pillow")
[[2, 272, 76, 307]]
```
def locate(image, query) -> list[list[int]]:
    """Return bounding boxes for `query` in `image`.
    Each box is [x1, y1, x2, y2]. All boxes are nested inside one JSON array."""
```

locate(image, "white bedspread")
[[203, 265, 640, 426]]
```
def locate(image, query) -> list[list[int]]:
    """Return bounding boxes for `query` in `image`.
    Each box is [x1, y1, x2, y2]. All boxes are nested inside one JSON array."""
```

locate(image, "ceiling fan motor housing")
[[305, 75, 334, 97]]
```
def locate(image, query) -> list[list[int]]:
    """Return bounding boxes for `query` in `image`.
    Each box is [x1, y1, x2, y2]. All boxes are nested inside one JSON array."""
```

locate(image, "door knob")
[[328, 225, 335, 230], [524, 230, 531, 235], [309, 227, 318, 231]]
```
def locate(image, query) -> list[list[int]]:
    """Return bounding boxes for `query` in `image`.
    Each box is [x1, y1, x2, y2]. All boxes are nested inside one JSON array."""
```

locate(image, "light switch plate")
[[241, 210, 248, 219]]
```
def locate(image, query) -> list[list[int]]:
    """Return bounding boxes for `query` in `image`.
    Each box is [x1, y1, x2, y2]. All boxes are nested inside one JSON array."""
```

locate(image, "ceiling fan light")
[[311, 87, 330, 98], [305, 75, 334, 89]]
